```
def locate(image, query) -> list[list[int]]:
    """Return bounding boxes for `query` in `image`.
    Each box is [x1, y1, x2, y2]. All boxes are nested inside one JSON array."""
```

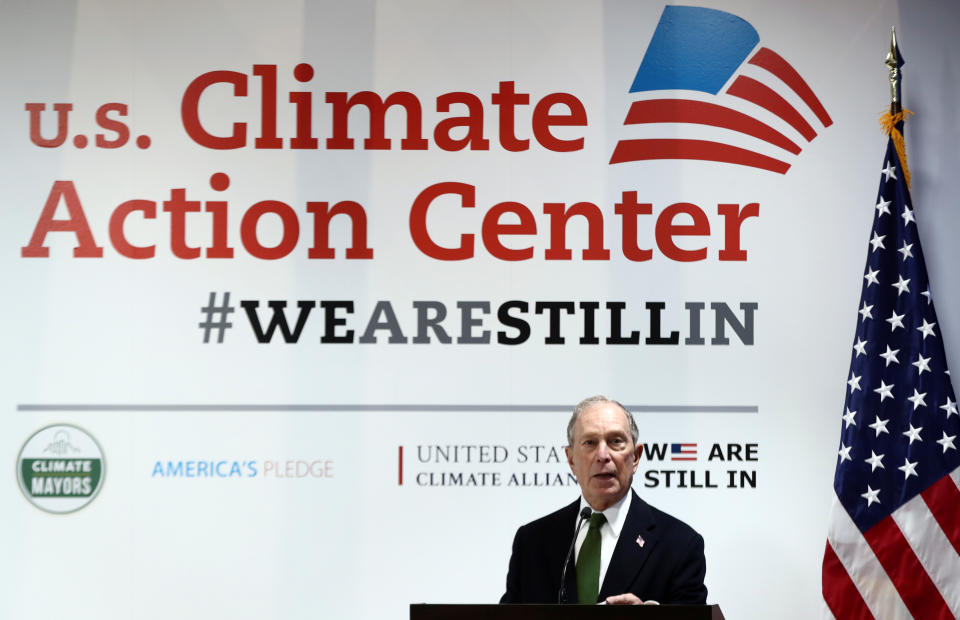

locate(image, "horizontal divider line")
[[17, 404, 758, 413]]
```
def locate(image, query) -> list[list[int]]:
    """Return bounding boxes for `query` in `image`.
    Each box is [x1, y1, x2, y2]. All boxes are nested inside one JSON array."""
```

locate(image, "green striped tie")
[[576, 512, 606, 604]]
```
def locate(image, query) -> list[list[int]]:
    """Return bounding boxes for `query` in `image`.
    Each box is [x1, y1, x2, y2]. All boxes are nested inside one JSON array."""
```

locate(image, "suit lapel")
[[598, 490, 659, 601]]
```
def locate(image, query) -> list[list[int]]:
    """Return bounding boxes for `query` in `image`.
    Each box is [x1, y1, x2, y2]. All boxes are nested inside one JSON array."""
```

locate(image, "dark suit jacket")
[[499, 490, 707, 604]]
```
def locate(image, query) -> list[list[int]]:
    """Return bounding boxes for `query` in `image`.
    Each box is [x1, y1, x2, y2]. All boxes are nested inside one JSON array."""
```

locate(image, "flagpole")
[[883, 27, 910, 186], [885, 27, 902, 115]]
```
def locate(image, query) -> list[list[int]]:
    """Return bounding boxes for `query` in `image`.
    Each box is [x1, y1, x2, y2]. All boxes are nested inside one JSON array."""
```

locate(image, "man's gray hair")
[[566, 395, 639, 446]]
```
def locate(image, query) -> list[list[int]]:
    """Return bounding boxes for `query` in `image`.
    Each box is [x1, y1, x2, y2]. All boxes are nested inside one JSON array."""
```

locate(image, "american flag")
[[822, 121, 960, 617], [670, 443, 698, 461]]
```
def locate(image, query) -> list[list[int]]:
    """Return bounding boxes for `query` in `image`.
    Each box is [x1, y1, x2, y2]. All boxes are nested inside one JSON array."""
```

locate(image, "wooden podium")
[[411, 604, 725, 620]]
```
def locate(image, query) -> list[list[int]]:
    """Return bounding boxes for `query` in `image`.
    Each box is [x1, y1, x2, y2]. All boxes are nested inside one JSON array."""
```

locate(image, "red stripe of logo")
[[727, 75, 817, 141], [623, 99, 801, 154], [749, 47, 833, 127], [610, 138, 790, 174]]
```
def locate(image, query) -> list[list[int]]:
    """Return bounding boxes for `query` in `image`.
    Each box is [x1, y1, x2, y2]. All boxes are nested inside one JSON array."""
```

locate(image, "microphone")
[[558, 506, 593, 604]]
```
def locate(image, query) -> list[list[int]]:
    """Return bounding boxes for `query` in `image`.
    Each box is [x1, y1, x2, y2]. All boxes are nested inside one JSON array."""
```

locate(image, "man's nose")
[[595, 441, 611, 461]]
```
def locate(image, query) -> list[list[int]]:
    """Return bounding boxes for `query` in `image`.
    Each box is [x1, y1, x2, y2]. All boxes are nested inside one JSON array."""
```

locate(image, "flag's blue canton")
[[835, 136, 960, 533]]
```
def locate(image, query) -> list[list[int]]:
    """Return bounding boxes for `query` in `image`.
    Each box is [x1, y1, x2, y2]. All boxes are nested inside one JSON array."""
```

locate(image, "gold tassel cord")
[[879, 109, 914, 188]]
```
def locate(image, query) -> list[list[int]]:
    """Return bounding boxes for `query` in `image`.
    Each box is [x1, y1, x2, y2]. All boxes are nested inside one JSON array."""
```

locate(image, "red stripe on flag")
[[863, 516, 954, 619], [609, 138, 790, 174], [921, 473, 960, 555], [623, 99, 801, 154], [727, 75, 817, 141], [822, 541, 875, 620], [748, 47, 833, 127]]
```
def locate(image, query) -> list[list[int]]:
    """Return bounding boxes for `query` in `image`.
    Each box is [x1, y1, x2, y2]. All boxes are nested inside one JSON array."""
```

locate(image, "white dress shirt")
[[573, 490, 633, 593]]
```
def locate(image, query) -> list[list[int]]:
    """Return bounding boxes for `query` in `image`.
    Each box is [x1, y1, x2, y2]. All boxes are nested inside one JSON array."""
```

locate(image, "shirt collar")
[[578, 489, 632, 537]]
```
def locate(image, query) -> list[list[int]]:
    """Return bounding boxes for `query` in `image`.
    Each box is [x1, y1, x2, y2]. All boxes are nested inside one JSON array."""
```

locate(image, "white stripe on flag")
[[891, 492, 960, 617], [826, 495, 912, 619], [951, 466, 960, 489]]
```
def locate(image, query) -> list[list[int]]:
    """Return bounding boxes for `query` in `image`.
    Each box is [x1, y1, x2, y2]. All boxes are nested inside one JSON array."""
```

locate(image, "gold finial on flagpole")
[[885, 27, 901, 114], [881, 26, 911, 187]]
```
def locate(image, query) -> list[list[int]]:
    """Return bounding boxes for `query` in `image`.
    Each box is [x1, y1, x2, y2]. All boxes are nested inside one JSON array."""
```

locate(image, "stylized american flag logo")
[[610, 5, 832, 174], [670, 443, 698, 461]]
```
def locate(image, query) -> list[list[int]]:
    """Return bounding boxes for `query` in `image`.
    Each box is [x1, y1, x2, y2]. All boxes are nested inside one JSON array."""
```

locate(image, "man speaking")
[[500, 395, 707, 605]]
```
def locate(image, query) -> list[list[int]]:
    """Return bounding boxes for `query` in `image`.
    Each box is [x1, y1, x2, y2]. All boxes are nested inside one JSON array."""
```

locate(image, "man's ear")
[[631, 442, 641, 473], [565, 445, 574, 469]]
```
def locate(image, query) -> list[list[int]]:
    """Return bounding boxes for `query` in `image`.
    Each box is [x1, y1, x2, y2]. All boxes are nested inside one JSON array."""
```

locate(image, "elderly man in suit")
[[500, 395, 707, 605]]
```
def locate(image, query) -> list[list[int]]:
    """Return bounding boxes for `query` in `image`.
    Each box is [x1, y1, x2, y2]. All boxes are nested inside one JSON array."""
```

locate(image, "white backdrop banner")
[[3, 1, 960, 619]]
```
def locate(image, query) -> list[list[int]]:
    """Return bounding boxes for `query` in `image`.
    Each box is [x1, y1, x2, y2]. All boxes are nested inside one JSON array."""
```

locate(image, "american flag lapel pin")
[[636, 535, 645, 548]]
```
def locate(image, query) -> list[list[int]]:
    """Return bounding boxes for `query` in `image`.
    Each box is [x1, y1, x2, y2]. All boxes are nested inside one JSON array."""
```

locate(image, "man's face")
[[565, 402, 640, 511]]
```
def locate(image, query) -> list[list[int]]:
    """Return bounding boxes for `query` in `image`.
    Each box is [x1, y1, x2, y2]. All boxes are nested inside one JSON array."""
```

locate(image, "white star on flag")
[[865, 451, 885, 471], [917, 319, 937, 339], [881, 162, 897, 181], [842, 408, 857, 428], [879, 345, 900, 367], [902, 205, 915, 226], [886, 311, 905, 331], [869, 416, 890, 436], [903, 424, 923, 444], [897, 458, 918, 479], [848, 373, 862, 393], [873, 380, 894, 401], [891, 275, 910, 295], [860, 485, 880, 506], [853, 338, 868, 357], [898, 242, 914, 260], [907, 389, 927, 410]]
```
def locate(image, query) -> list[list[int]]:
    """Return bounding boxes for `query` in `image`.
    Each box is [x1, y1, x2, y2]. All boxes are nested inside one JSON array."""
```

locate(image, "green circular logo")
[[17, 424, 105, 514]]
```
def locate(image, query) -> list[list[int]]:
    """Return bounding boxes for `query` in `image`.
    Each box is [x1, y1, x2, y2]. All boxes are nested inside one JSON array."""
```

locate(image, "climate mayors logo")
[[611, 5, 832, 174], [17, 424, 105, 513]]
